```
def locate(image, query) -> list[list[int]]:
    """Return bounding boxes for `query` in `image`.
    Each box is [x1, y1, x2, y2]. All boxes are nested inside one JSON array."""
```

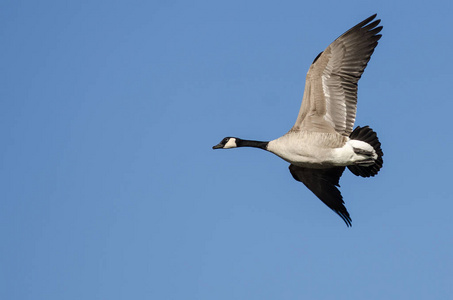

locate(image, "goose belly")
[[267, 134, 358, 168], [271, 145, 346, 168]]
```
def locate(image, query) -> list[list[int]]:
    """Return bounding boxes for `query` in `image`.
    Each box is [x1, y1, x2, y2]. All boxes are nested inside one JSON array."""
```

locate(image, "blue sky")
[[2, 0, 453, 299]]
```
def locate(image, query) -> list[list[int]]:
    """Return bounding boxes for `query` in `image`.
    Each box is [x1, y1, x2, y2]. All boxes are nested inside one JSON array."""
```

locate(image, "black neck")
[[236, 138, 269, 150]]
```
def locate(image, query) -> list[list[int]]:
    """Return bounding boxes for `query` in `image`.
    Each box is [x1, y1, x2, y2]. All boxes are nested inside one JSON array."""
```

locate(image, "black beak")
[[212, 143, 223, 149]]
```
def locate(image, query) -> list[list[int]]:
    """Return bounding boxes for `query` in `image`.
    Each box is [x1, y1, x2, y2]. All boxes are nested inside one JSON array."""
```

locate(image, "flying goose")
[[213, 14, 384, 227]]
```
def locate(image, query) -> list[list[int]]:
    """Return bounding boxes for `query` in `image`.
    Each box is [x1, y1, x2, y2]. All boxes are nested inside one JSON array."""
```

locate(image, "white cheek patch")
[[224, 138, 237, 149]]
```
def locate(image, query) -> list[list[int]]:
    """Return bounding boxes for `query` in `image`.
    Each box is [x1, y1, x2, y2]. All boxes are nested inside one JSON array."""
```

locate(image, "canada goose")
[[213, 14, 383, 227]]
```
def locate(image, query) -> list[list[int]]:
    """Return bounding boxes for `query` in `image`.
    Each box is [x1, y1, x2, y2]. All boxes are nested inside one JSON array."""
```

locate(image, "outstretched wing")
[[292, 14, 382, 136], [289, 165, 351, 226]]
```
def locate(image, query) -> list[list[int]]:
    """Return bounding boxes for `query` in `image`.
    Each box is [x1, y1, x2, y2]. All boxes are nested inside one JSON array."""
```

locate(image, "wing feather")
[[292, 14, 382, 136], [289, 165, 351, 226]]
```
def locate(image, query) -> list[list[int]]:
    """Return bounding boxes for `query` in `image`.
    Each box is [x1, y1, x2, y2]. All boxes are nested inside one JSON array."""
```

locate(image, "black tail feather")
[[348, 126, 383, 177]]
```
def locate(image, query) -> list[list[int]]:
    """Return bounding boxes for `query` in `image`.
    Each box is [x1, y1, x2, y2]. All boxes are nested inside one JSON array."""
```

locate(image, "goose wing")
[[289, 165, 351, 226], [292, 14, 382, 136]]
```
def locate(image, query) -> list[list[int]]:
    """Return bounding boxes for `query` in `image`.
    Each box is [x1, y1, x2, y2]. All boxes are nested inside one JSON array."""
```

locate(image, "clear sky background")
[[2, 0, 453, 299]]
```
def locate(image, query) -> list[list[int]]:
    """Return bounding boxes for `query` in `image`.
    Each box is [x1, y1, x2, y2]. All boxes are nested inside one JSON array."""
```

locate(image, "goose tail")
[[348, 126, 383, 177]]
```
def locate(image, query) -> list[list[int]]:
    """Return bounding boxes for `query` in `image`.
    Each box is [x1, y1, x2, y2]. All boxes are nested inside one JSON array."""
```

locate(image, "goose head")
[[212, 137, 238, 149]]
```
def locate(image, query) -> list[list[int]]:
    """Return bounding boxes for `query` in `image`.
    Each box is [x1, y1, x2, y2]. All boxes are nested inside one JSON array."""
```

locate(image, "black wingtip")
[[366, 14, 378, 23], [336, 14, 383, 43], [336, 210, 352, 227], [359, 14, 381, 29]]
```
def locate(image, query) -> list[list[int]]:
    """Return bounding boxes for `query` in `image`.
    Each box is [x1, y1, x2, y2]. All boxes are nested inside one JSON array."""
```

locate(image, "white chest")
[[267, 134, 335, 167]]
